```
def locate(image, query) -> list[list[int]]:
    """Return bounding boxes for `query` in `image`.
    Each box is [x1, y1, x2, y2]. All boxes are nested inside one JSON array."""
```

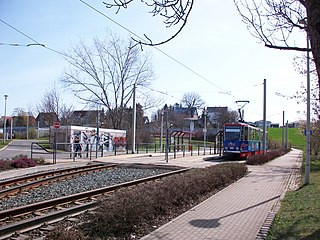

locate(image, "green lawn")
[[268, 127, 305, 150], [266, 157, 320, 240], [267, 128, 320, 239]]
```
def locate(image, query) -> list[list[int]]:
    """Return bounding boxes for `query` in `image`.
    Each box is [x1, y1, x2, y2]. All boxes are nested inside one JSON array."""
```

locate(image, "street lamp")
[[299, 18, 311, 185], [164, 104, 169, 163], [3, 95, 8, 143], [203, 107, 207, 155], [305, 27, 311, 185]]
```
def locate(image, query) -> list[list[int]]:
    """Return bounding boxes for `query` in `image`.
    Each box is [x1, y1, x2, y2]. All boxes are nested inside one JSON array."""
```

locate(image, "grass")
[[268, 127, 305, 150], [266, 157, 320, 239], [0, 140, 11, 150]]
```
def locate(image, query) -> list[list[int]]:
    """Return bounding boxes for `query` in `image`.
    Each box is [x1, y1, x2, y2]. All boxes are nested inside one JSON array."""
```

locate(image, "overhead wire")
[[1, 3, 248, 109], [79, 0, 237, 99], [0, 18, 69, 57]]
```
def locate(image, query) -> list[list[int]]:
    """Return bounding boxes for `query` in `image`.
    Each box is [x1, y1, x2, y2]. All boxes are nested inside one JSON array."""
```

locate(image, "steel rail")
[[0, 164, 117, 198], [0, 168, 190, 220], [0, 202, 97, 239], [0, 163, 105, 187]]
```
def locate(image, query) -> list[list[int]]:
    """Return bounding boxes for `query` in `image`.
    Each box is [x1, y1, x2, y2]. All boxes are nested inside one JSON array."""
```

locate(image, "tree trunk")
[[307, 0, 320, 98]]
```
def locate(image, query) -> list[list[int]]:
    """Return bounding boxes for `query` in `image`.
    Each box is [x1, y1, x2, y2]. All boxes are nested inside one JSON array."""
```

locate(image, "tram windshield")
[[224, 127, 240, 141]]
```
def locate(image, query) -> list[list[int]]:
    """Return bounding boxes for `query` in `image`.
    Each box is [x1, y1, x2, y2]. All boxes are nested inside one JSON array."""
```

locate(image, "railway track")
[[0, 163, 116, 198], [0, 166, 189, 239]]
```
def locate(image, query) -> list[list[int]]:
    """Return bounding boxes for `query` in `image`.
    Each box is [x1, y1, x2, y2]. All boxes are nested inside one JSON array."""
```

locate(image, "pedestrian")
[[74, 135, 82, 159]]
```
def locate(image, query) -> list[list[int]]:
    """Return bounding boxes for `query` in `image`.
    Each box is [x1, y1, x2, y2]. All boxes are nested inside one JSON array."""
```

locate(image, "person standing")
[[74, 135, 82, 159]]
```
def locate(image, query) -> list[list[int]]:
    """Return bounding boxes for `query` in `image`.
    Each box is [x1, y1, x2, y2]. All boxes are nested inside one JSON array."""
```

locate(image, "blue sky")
[[0, 0, 307, 124]]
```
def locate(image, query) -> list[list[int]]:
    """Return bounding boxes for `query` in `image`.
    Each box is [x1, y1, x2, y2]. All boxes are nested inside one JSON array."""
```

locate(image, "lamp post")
[[298, 18, 311, 185], [164, 104, 169, 162], [305, 28, 311, 185], [160, 111, 164, 153], [3, 95, 8, 143], [203, 108, 207, 155]]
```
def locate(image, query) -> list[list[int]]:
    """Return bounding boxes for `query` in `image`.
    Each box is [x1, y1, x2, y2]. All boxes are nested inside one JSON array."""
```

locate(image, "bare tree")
[[36, 83, 73, 125], [233, 0, 320, 96], [12, 107, 28, 127], [61, 34, 155, 129], [181, 92, 205, 117], [102, 0, 194, 46]]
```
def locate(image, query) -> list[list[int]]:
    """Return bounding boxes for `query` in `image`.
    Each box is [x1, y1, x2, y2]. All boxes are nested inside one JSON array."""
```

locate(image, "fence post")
[[183, 145, 185, 157], [31, 142, 34, 159]]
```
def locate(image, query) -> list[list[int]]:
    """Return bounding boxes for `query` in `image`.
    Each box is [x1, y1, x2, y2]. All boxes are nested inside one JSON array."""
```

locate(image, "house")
[[206, 107, 228, 123], [35, 112, 58, 128], [254, 120, 272, 128], [70, 110, 99, 127], [172, 103, 198, 118]]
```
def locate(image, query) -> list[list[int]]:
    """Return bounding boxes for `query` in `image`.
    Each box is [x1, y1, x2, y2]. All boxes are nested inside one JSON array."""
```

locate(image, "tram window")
[[241, 126, 248, 140], [225, 128, 240, 140]]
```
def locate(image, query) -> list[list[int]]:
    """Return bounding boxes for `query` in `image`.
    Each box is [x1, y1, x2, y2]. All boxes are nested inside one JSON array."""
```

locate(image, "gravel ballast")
[[0, 167, 172, 210]]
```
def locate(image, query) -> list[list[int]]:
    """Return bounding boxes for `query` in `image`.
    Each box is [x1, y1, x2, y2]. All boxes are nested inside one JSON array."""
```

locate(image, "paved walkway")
[[140, 149, 302, 240]]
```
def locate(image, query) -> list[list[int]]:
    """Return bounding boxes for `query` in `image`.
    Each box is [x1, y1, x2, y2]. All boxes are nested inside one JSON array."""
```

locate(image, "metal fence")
[[31, 141, 223, 164]]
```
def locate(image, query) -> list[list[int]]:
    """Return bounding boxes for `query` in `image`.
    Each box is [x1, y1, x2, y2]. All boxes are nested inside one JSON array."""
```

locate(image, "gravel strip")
[[0, 167, 172, 210]]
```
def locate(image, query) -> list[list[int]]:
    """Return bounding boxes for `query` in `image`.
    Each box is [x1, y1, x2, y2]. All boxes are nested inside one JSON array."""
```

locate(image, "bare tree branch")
[[102, 0, 194, 46], [61, 33, 156, 129]]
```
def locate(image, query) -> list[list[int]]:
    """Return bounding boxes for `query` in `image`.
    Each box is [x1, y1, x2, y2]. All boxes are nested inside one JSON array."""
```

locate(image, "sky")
[[0, 0, 308, 125]]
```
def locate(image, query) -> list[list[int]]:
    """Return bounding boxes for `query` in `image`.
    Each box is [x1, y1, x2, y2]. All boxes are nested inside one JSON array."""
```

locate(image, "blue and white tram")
[[223, 122, 267, 158]]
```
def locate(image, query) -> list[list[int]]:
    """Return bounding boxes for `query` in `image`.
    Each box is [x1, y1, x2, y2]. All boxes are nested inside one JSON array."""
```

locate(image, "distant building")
[[206, 106, 228, 123], [254, 120, 272, 128], [70, 110, 98, 127], [35, 112, 58, 128], [172, 103, 198, 118]]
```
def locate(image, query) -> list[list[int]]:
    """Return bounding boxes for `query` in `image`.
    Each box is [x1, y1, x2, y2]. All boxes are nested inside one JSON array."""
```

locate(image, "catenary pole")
[[305, 31, 311, 185], [262, 79, 267, 155], [132, 83, 136, 154]]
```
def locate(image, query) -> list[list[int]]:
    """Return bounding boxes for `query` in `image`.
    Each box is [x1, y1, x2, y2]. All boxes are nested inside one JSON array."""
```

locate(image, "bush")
[[11, 155, 37, 168], [0, 155, 45, 170], [246, 148, 291, 165], [0, 160, 11, 170], [77, 163, 247, 239]]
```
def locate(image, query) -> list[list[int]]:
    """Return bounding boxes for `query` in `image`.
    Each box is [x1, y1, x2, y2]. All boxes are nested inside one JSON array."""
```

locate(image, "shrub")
[[78, 163, 247, 239], [0, 160, 10, 170], [11, 156, 36, 168], [246, 148, 291, 165]]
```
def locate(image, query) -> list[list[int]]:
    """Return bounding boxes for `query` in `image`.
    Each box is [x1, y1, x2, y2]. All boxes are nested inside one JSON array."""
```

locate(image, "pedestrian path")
[[140, 149, 302, 240]]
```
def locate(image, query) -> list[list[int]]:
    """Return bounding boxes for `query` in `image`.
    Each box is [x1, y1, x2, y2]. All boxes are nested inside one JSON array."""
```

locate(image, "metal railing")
[[31, 141, 223, 163]]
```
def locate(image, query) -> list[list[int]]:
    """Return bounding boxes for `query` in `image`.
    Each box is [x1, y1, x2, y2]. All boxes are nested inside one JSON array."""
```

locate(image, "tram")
[[223, 122, 267, 159]]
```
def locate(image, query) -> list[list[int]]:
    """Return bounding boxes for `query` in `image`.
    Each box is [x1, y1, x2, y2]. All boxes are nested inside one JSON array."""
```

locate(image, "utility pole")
[[3, 95, 8, 143], [132, 83, 136, 154], [160, 111, 164, 153], [305, 30, 311, 185], [262, 79, 267, 155], [282, 111, 285, 148], [164, 104, 169, 162], [203, 107, 207, 155]]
